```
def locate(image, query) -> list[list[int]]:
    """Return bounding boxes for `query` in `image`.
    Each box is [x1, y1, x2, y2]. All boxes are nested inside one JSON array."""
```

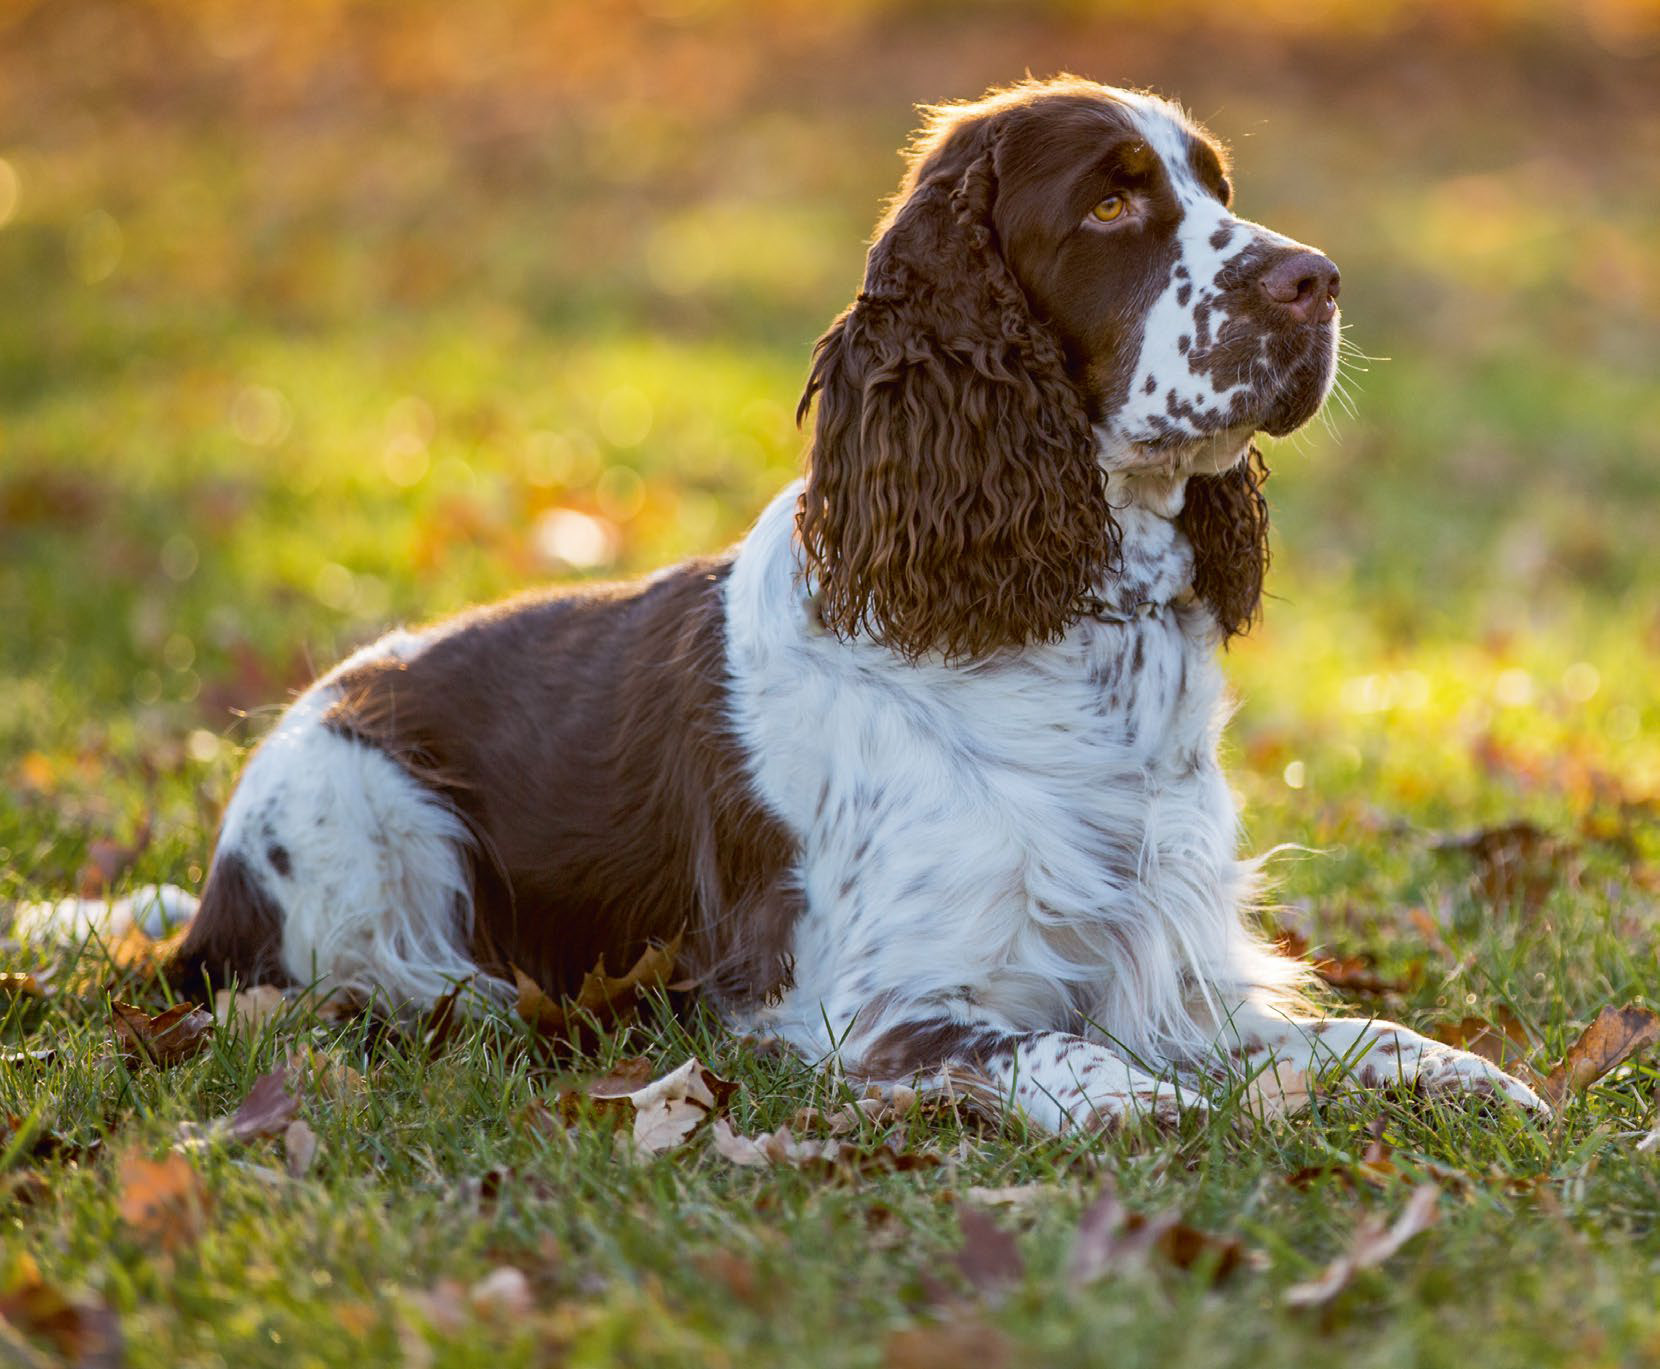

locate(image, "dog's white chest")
[[725, 486, 1244, 1055]]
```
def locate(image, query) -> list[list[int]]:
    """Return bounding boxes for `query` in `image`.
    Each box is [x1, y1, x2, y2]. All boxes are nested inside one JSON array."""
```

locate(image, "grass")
[[4, 2, 1660, 1365]]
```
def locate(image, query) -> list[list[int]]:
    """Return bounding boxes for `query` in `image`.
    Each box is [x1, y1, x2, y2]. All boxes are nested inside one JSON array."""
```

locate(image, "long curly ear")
[[795, 122, 1117, 663], [1179, 445, 1271, 641]]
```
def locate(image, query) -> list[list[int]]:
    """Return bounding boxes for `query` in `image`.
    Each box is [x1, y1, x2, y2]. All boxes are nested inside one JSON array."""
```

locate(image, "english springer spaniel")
[[164, 78, 1546, 1127]]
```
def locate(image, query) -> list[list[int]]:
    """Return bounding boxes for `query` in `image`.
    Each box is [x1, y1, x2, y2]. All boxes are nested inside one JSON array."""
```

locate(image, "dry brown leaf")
[[0, 1253, 121, 1367], [468, 1267, 533, 1320], [178, 1067, 299, 1151], [1433, 1009, 1536, 1075], [110, 1000, 213, 1067], [1456, 820, 1571, 911], [1287, 1118, 1396, 1189], [709, 1117, 943, 1178], [287, 1046, 364, 1102], [1311, 953, 1413, 996], [585, 1057, 656, 1097], [76, 818, 152, 897], [885, 1321, 1012, 1369], [0, 971, 49, 999], [710, 1119, 841, 1169], [1242, 1062, 1314, 1119], [284, 1119, 318, 1178], [115, 1150, 207, 1251], [227, 1068, 300, 1141], [953, 1207, 1025, 1301], [513, 933, 683, 1049], [1283, 1183, 1440, 1307], [1542, 1003, 1660, 1105], [556, 1057, 733, 1158], [693, 1250, 760, 1304], [212, 985, 288, 1032], [1270, 927, 1411, 995], [1069, 1181, 1243, 1286]]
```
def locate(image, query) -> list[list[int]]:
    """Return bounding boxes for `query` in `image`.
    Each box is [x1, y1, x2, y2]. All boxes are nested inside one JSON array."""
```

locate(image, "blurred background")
[[1, 0, 1657, 899]]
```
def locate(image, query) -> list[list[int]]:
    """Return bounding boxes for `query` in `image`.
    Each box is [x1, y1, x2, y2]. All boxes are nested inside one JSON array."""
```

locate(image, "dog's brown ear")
[[795, 118, 1117, 663], [1179, 445, 1271, 641]]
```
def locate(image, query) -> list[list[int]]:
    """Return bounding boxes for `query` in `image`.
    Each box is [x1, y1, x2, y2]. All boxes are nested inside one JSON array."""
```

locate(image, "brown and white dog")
[[146, 78, 1543, 1127]]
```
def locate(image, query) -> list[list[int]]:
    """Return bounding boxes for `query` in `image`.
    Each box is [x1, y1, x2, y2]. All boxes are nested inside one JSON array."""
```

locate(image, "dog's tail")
[[163, 850, 290, 998]]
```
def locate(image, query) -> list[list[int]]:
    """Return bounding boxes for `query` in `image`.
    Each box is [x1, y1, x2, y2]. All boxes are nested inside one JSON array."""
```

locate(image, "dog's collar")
[[1078, 588, 1197, 625]]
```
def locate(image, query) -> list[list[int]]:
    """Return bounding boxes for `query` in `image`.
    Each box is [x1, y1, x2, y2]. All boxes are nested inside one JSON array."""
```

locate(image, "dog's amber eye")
[[1090, 195, 1126, 223]]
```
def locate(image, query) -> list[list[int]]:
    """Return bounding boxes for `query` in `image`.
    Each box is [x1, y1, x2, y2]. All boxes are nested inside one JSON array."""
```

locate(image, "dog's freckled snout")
[[1258, 250, 1340, 325]]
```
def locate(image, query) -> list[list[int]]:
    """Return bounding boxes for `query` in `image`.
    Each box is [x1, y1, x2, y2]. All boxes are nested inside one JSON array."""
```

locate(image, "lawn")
[[3, 2, 1660, 1365]]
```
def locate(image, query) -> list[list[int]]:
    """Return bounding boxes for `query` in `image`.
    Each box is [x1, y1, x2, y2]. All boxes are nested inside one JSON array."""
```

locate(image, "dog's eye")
[[1089, 195, 1126, 223]]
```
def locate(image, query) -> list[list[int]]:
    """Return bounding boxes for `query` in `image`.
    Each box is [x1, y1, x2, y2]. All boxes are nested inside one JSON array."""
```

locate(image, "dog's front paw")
[[1410, 1044, 1551, 1115]]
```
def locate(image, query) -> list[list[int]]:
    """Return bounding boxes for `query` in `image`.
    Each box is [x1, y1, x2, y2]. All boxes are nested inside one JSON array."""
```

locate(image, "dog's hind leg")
[[168, 681, 507, 1009]]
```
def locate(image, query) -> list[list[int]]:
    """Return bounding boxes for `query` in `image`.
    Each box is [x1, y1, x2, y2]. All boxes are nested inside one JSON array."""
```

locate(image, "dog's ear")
[[795, 117, 1117, 663], [1179, 444, 1271, 641]]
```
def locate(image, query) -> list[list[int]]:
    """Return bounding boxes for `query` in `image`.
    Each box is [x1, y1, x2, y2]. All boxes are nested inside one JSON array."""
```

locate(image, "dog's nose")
[[1258, 250, 1340, 325]]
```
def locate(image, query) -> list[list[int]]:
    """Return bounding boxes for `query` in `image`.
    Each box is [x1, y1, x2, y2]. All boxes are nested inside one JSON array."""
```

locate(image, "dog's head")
[[798, 77, 1340, 660]]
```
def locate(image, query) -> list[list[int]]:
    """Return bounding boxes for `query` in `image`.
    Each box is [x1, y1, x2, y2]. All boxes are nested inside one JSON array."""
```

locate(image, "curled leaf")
[[116, 1150, 207, 1251], [1283, 1183, 1440, 1307], [556, 1057, 733, 1158], [1542, 1003, 1660, 1106], [0, 1252, 121, 1367], [110, 1000, 213, 1067], [513, 934, 683, 1050]]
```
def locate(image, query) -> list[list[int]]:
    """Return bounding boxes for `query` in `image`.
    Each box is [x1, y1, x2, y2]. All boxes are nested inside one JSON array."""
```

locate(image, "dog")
[[160, 77, 1545, 1128]]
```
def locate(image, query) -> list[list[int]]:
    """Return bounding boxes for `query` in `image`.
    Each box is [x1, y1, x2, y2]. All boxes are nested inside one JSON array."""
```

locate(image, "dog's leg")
[[1209, 999, 1549, 1113], [851, 1013, 1204, 1133]]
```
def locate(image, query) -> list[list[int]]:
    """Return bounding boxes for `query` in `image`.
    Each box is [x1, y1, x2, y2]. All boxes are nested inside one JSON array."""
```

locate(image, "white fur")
[[726, 480, 1291, 1065], [209, 628, 511, 1007], [11, 883, 198, 943], [1098, 94, 1303, 468]]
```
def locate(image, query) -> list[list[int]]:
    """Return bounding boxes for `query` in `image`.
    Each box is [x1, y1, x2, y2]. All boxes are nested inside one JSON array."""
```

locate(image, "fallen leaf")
[[1069, 1180, 1243, 1286], [1283, 1183, 1440, 1307], [1270, 927, 1411, 995], [1287, 1117, 1395, 1189], [1242, 1061, 1314, 1119], [227, 1068, 300, 1141], [1542, 1003, 1660, 1106], [177, 1067, 298, 1151], [556, 1057, 733, 1158], [1433, 1010, 1537, 1076], [0, 1170, 52, 1210], [513, 933, 683, 1049], [0, 1252, 121, 1367], [287, 1046, 364, 1102], [110, 1000, 213, 1067], [584, 1057, 656, 1097], [0, 971, 48, 999], [115, 1150, 207, 1251], [885, 1321, 1011, 1369], [710, 1119, 841, 1170], [1311, 953, 1412, 996], [76, 817, 153, 897], [284, 1120, 318, 1178], [709, 1118, 943, 1178], [422, 983, 468, 1055], [693, 1250, 760, 1304], [953, 1207, 1024, 1300], [468, 1266, 533, 1320], [212, 985, 288, 1032], [1434, 820, 1571, 913]]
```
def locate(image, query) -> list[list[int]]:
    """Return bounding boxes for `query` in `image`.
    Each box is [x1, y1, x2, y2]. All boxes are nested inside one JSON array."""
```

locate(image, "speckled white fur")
[[1097, 93, 1302, 470]]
